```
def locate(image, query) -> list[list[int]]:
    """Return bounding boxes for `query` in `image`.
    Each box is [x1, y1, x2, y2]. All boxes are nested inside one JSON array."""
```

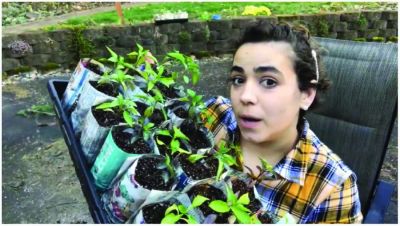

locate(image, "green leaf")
[[191, 195, 209, 208], [222, 154, 237, 166], [156, 137, 166, 146], [186, 215, 198, 224], [187, 154, 205, 164], [159, 77, 175, 88], [178, 147, 191, 154], [237, 193, 250, 205], [177, 204, 187, 214], [231, 206, 251, 224], [171, 139, 180, 152], [183, 75, 189, 84], [147, 81, 155, 92], [106, 46, 118, 62], [187, 89, 195, 97], [191, 69, 200, 85], [144, 106, 154, 118], [173, 126, 189, 141], [156, 129, 171, 137], [96, 101, 117, 110], [216, 159, 224, 181], [123, 110, 133, 127], [208, 200, 230, 213], [165, 204, 179, 215], [161, 213, 182, 224], [259, 158, 274, 174], [225, 184, 237, 203]]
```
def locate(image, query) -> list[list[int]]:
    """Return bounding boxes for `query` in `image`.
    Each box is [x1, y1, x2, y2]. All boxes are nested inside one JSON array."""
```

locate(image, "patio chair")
[[308, 37, 397, 223]]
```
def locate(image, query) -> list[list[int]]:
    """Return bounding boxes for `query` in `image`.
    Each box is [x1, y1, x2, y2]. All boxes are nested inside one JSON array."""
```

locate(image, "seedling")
[[95, 94, 139, 127], [112, 68, 136, 91], [142, 121, 155, 142], [208, 184, 254, 224], [156, 154, 176, 185], [135, 91, 167, 123], [244, 158, 276, 186], [161, 195, 209, 224], [106, 46, 134, 70], [136, 62, 175, 93], [179, 89, 205, 124], [163, 51, 200, 85], [127, 43, 158, 67], [213, 140, 239, 181], [121, 120, 154, 147], [155, 126, 191, 155]]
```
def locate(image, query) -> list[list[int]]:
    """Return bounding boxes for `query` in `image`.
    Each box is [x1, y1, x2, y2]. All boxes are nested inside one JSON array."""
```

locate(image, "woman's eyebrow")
[[254, 66, 282, 76], [230, 65, 244, 73]]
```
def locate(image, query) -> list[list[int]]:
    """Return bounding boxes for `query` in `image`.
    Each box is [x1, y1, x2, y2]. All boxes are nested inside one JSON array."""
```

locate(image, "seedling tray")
[[47, 79, 110, 223]]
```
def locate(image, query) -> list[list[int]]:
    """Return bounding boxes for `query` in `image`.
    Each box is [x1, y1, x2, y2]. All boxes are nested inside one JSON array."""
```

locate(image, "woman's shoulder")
[[304, 126, 356, 188]]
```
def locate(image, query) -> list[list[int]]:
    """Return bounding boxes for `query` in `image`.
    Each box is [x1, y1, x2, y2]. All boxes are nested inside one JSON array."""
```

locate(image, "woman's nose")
[[240, 81, 257, 105]]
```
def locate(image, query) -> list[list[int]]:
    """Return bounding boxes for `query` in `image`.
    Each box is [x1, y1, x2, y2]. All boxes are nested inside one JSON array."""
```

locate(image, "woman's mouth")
[[239, 115, 262, 129]]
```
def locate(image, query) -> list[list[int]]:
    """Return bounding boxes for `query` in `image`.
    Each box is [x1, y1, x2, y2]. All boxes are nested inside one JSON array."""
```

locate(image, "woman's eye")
[[260, 78, 277, 88], [229, 77, 245, 86]]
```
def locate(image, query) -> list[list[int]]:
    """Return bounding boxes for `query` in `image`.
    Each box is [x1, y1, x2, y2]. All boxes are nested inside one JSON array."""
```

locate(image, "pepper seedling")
[[127, 43, 158, 68], [106, 46, 135, 70], [161, 195, 209, 224], [162, 50, 200, 85], [156, 154, 176, 185], [95, 93, 140, 127], [155, 126, 191, 156], [208, 184, 255, 224], [213, 140, 239, 181], [179, 89, 205, 125], [135, 91, 167, 124]]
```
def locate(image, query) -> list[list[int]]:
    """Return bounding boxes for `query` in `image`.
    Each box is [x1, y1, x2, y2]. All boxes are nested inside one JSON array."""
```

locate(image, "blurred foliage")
[[2, 2, 398, 27], [2, 2, 113, 26]]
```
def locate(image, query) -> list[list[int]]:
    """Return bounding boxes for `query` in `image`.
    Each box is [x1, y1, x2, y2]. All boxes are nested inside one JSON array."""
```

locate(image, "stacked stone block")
[[2, 10, 397, 75]]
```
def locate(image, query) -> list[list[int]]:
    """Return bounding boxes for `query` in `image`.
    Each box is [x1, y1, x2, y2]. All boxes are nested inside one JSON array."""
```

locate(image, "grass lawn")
[[44, 2, 394, 30]]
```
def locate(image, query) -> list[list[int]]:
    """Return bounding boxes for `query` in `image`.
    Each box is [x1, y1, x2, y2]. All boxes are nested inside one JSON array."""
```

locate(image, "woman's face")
[[230, 41, 315, 144]]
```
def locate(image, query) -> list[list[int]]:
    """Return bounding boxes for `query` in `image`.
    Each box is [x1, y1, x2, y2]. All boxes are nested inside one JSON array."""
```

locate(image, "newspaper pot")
[[185, 180, 230, 223], [61, 58, 106, 113], [70, 80, 119, 137], [130, 191, 203, 224], [102, 154, 176, 223], [80, 102, 126, 164], [122, 81, 148, 102], [165, 99, 189, 119], [179, 119, 214, 153], [91, 125, 158, 190], [174, 152, 218, 191], [155, 83, 185, 100]]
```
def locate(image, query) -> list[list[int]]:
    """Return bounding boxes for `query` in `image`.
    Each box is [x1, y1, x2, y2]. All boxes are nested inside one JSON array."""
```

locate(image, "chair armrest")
[[363, 180, 395, 223]]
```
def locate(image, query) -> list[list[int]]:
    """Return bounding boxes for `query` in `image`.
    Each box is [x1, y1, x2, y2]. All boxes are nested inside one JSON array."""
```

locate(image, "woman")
[[203, 23, 363, 223]]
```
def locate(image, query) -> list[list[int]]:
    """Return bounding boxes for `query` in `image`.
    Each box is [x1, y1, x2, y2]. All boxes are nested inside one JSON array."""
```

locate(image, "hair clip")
[[310, 49, 319, 84]]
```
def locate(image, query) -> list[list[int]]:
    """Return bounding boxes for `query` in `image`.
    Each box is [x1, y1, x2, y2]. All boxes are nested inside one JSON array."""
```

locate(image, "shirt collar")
[[273, 119, 313, 186]]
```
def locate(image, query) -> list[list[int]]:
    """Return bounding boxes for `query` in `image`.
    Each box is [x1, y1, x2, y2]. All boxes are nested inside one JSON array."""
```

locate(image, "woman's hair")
[[235, 22, 331, 120]]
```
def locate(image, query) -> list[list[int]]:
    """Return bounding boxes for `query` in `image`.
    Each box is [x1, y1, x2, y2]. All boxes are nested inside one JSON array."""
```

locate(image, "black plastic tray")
[[47, 79, 109, 223]]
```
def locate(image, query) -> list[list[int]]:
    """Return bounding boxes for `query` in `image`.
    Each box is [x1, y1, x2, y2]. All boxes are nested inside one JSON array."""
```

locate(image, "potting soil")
[[112, 126, 153, 154], [134, 156, 175, 191], [187, 184, 229, 223], [91, 106, 124, 127]]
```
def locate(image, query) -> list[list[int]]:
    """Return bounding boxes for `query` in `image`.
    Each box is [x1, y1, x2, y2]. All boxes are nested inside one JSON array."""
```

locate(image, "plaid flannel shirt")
[[202, 96, 363, 223]]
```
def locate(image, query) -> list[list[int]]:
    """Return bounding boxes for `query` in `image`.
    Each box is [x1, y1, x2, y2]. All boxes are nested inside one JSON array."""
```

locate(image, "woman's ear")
[[300, 88, 316, 110]]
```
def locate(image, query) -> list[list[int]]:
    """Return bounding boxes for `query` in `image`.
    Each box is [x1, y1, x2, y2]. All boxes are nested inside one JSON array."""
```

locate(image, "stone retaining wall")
[[2, 10, 397, 75]]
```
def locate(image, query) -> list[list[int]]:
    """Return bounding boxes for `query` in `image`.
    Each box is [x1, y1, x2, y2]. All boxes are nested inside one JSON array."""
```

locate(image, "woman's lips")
[[239, 115, 262, 129]]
